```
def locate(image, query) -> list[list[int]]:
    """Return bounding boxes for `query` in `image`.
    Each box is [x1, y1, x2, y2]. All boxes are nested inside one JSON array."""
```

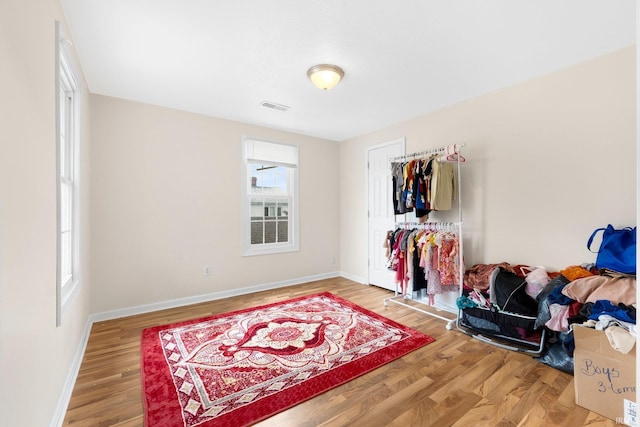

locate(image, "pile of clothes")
[[459, 262, 636, 372]]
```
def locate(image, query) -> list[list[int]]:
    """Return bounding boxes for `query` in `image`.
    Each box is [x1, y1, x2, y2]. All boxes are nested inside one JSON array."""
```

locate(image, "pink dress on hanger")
[[439, 236, 459, 286]]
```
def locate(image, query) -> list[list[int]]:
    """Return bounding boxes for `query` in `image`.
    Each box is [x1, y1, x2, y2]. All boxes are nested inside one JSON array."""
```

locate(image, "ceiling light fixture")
[[307, 64, 344, 90]]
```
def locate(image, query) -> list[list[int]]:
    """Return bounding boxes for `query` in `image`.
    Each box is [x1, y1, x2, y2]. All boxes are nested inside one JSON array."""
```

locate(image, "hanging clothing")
[[438, 236, 459, 286], [413, 159, 431, 218], [391, 162, 410, 215], [390, 155, 457, 218], [430, 160, 457, 211], [387, 226, 461, 302]]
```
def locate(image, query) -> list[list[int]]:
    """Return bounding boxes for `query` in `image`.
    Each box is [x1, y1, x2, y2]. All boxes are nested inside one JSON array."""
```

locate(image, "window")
[[56, 22, 81, 326], [242, 138, 299, 256]]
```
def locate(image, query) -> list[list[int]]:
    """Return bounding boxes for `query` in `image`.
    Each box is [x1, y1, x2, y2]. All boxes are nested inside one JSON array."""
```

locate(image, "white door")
[[367, 138, 404, 290]]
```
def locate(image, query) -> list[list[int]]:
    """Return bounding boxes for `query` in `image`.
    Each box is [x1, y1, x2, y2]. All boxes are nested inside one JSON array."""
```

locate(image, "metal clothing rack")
[[383, 144, 465, 330], [392, 221, 460, 232], [388, 143, 465, 163]]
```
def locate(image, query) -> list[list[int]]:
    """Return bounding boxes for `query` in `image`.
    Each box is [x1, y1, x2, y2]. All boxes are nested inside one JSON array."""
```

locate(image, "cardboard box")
[[573, 325, 636, 424]]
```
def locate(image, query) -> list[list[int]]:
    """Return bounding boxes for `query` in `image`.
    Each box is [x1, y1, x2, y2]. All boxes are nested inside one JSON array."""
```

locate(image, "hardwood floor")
[[63, 277, 616, 426]]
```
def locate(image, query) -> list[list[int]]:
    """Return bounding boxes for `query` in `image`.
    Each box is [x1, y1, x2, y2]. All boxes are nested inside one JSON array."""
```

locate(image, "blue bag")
[[587, 225, 636, 274]]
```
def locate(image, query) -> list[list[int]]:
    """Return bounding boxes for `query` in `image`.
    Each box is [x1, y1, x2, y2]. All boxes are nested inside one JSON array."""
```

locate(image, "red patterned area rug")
[[141, 292, 434, 427]]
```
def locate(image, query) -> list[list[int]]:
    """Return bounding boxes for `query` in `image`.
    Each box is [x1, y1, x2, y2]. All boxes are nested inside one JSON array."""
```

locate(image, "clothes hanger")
[[441, 144, 466, 162]]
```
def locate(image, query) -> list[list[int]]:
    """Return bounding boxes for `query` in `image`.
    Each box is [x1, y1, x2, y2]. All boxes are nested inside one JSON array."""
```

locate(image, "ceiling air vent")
[[259, 101, 290, 112]]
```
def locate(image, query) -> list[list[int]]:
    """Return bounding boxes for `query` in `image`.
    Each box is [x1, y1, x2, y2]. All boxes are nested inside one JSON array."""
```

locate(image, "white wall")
[[0, 3, 634, 425], [340, 47, 636, 278], [0, 1, 92, 426], [90, 95, 340, 314]]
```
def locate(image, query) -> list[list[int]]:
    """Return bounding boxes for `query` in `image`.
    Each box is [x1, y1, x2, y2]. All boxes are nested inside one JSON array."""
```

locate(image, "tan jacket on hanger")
[[430, 160, 456, 211]]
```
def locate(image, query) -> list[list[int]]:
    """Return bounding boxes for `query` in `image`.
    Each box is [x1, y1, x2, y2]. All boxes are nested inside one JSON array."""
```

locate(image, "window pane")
[[249, 164, 260, 192], [277, 200, 289, 242], [249, 165, 288, 195], [277, 201, 288, 218], [59, 88, 66, 135], [277, 220, 288, 242], [264, 221, 277, 244], [274, 168, 288, 193], [60, 91, 67, 178], [60, 230, 71, 282], [265, 199, 276, 220], [60, 91, 73, 180], [250, 199, 264, 220], [60, 182, 71, 232], [251, 222, 264, 244]]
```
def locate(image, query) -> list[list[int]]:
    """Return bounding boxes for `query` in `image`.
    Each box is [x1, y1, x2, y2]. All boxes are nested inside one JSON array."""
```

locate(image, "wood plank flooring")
[[62, 277, 617, 426]]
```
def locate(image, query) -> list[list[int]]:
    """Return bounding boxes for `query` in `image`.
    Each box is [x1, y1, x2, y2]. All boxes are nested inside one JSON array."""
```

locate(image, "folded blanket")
[[561, 275, 636, 305]]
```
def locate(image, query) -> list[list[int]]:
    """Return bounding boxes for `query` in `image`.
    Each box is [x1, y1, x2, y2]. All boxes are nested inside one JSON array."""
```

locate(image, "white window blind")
[[245, 139, 298, 168]]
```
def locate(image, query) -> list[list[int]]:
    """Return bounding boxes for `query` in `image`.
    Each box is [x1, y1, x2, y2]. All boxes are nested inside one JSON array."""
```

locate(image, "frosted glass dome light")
[[307, 64, 344, 90]]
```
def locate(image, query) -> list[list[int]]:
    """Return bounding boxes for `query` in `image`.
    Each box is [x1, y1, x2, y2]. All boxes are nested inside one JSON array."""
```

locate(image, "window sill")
[[242, 244, 299, 257], [61, 279, 81, 314]]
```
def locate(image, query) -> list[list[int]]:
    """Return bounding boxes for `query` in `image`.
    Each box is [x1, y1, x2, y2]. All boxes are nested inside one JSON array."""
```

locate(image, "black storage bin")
[[457, 268, 546, 355]]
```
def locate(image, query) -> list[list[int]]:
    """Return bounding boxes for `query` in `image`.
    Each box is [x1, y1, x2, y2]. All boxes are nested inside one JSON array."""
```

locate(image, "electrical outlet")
[[331, 256, 337, 265], [203, 265, 212, 276]]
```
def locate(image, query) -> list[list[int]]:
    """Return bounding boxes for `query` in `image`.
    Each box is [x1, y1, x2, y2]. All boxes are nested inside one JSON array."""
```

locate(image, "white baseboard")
[[51, 270, 353, 427], [90, 271, 340, 323], [49, 318, 93, 427], [339, 271, 366, 284]]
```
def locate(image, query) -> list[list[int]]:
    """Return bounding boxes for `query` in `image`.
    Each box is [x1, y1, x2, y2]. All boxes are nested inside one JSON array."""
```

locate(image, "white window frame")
[[241, 137, 299, 256], [56, 22, 81, 326]]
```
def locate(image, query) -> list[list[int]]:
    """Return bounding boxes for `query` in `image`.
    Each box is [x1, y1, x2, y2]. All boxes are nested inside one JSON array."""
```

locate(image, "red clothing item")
[[464, 263, 514, 291]]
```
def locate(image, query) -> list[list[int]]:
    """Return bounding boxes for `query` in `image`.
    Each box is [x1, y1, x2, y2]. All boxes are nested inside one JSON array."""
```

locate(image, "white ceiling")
[[60, 0, 635, 142]]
